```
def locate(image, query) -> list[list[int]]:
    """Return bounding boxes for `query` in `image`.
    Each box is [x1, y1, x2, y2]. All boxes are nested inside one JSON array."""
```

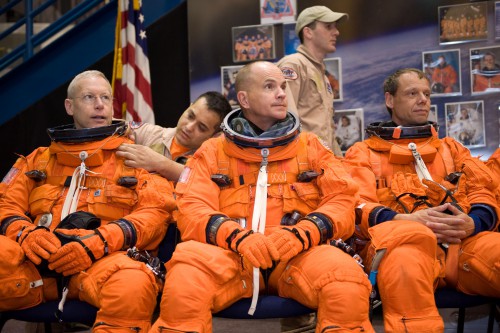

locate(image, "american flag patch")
[[178, 166, 191, 184], [2, 167, 19, 185]]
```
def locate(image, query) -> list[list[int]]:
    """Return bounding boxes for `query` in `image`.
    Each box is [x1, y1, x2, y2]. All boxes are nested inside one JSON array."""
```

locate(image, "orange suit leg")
[[72, 252, 159, 333], [371, 222, 444, 333], [456, 231, 500, 297], [150, 241, 251, 333], [275, 245, 374, 333]]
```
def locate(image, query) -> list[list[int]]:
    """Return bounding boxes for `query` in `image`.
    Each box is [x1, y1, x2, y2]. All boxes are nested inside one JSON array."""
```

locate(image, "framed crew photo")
[[445, 100, 485, 149], [333, 108, 364, 153], [232, 24, 275, 63], [221, 65, 243, 109], [324, 57, 343, 101], [438, 2, 488, 45], [470, 45, 500, 95], [260, 0, 297, 25], [422, 49, 462, 97]]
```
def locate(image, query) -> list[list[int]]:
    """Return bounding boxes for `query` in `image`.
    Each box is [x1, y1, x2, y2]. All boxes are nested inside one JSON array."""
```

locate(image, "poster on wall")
[[333, 108, 364, 153], [232, 24, 275, 63], [438, 2, 488, 45], [188, 0, 500, 159], [260, 0, 297, 24], [445, 100, 485, 149], [283, 23, 300, 56], [470, 46, 500, 95], [422, 49, 462, 97], [324, 57, 343, 101], [221, 65, 243, 109]]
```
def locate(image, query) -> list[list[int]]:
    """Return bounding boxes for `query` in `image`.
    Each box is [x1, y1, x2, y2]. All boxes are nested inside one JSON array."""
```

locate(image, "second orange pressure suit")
[[151, 111, 374, 333]]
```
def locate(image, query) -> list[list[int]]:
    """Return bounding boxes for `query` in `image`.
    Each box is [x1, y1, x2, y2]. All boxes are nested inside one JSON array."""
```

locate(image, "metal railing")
[[0, 0, 108, 76]]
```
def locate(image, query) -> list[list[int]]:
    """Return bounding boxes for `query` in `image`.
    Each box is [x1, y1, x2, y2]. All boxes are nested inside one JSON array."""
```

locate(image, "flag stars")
[[139, 30, 147, 39], [139, 13, 144, 23]]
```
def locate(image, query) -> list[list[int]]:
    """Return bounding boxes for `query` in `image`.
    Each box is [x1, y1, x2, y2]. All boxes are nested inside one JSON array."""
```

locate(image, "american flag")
[[112, 0, 155, 124]]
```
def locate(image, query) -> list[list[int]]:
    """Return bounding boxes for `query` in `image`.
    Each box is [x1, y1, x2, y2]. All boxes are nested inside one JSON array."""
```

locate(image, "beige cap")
[[295, 6, 348, 35]]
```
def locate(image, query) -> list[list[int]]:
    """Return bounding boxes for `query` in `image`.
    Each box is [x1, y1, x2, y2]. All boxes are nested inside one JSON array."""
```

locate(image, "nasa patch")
[[1, 167, 19, 185], [281, 67, 298, 80], [318, 137, 332, 152]]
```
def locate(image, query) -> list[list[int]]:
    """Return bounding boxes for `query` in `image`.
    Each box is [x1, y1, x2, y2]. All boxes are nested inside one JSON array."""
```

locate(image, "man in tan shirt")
[[116, 91, 231, 181], [277, 6, 348, 157]]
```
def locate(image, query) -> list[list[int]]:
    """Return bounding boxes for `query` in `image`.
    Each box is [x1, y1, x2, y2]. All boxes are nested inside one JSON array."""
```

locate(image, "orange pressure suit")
[[151, 110, 374, 333], [343, 122, 500, 332], [0, 121, 175, 333]]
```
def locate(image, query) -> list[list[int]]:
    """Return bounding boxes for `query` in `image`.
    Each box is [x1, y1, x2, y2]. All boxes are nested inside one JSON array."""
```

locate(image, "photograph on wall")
[[221, 65, 243, 109], [445, 100, 485, 149], [283, 23, 300, 56], [470, 46, 500, 94], [260, 0, 297, 25], [232, 24, 275, 63], [496, 1, 500, 39], [429, 104, 438, 123], [324, 57, 343, 101], [422, 49, 462, 97], [334, 109, 364, 153], [438, 2, 488, 45]]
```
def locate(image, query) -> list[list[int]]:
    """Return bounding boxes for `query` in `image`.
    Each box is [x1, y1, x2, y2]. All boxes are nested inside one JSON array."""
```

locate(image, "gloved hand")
[[48, 228, 107, 276], [391, 173, 428, 213], [423, 175, 470, 213], [229, 231, 279, 269], [268, 227, 310, 261], [13, 220, 61, 265]]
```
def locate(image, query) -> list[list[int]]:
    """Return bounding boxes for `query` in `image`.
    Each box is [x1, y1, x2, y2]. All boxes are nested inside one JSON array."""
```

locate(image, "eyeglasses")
[[72, 94, 113, 105]]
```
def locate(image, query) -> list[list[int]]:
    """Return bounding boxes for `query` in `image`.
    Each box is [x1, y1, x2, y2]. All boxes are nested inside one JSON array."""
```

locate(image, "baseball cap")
[[295, 6, 348, 35]]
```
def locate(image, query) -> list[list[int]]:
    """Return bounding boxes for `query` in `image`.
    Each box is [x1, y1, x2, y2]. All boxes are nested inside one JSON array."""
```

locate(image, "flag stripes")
[[112, 0, 154, 124]]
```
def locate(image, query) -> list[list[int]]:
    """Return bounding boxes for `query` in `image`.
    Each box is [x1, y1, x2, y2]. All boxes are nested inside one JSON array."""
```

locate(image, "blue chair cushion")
[[1, 300, 97, 326], [215, 295, 313, 319], [434, 288, 494, 308]]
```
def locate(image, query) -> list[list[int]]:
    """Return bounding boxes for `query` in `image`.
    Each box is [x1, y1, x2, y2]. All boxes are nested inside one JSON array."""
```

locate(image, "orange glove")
[[11, 220, 61, 265], [391, 173, 429, 213], [48, 228, 108, 276], [229, 231, 279, 269], [423, 174, 470, 213], [268, 227, 310, 261]]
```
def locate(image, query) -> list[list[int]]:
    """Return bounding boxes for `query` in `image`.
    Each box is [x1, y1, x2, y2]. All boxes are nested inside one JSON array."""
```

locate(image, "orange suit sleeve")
[[304, 132, 359, 240]]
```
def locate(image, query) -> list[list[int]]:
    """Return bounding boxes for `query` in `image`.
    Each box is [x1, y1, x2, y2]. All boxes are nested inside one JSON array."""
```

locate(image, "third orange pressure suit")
[[343, 128, 500, 332]]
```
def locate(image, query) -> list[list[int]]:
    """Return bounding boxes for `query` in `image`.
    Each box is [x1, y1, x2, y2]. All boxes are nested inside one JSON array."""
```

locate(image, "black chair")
[[0, 300, 97, 332], [3, 288, 497, 333], [2, 224, 498, 333], [434, 287, 497, 333]]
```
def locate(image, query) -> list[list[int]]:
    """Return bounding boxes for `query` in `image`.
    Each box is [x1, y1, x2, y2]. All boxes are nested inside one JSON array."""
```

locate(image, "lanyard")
[[248, 148, 269, 315]]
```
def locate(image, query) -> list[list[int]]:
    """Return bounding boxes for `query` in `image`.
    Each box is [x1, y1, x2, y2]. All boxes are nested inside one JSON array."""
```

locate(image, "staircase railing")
[[0, 0, 107, 76]]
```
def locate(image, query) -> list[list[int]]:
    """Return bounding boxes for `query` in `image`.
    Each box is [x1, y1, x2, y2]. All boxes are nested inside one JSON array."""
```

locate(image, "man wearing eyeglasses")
[[0, 70, 176, 333]]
